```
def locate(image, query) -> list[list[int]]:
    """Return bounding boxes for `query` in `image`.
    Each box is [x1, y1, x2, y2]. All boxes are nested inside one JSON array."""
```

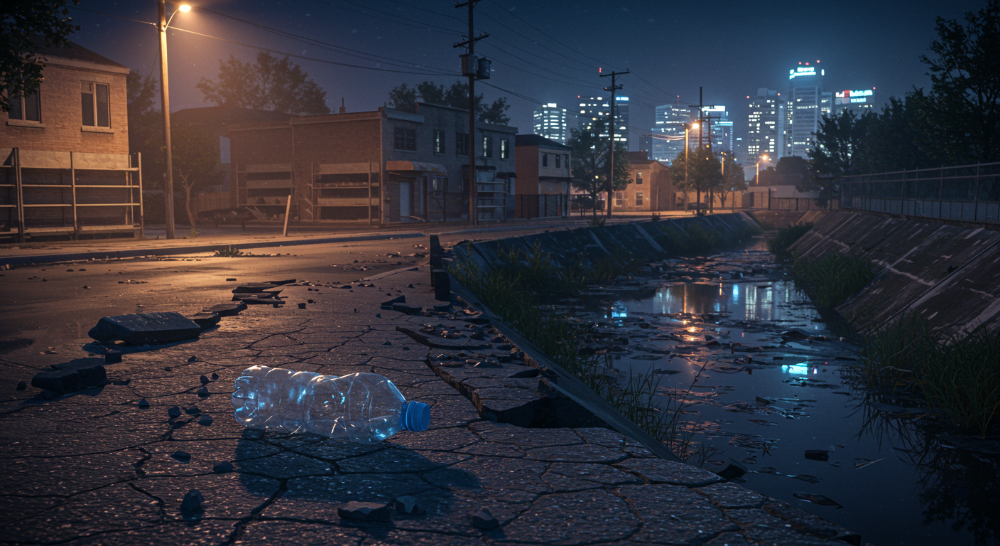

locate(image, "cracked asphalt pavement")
[[1, 228, 858, 545]]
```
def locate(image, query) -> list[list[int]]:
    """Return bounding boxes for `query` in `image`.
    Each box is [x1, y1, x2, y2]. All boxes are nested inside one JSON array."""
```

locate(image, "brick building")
[[227, 103, 517, 223], [1, 40, 138, 240], [611, 152, 677, 212], [513, 134, 571, 218]]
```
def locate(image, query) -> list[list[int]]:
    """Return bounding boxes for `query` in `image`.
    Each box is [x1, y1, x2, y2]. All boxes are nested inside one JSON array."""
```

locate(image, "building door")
[[399, 181, 411, 218]]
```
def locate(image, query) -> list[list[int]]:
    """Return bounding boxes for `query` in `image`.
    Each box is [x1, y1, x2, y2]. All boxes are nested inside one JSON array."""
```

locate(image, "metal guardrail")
[[841, 162, 1000, 224]]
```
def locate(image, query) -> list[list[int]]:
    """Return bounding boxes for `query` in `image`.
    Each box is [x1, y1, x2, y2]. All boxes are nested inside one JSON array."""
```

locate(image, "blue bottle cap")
[[401, 401, 431, 432]]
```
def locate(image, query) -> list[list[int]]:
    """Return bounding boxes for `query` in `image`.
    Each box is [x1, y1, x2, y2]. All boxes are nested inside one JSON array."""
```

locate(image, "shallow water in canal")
[[587, 245, 998, 546]]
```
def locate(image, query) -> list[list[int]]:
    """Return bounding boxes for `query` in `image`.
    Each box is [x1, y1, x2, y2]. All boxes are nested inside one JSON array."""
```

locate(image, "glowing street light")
[[157, 1, 191, 239], [756, 154, 769, 185]]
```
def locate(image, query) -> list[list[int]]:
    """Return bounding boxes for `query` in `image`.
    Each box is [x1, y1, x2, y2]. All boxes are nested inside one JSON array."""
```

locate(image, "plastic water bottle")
[[231, 366, 430, 443]]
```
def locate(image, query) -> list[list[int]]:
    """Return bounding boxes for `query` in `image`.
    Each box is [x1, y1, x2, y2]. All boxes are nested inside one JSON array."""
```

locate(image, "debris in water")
[[793, 492, 843, 509]]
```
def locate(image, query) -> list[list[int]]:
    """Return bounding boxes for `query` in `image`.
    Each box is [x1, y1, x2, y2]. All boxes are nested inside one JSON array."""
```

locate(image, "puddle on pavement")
[[577, 246, 999, 546]]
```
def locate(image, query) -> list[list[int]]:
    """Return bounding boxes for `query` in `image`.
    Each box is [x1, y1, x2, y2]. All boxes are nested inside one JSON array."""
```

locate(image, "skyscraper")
[[787, 61, 825, 158], [650, 104, 692, 164], [832, 88, 877, 115], [747, 88, 786, 162], [533, 103, 568, 144], [577, 95, 630, 150], [701, 105, 733, 154]]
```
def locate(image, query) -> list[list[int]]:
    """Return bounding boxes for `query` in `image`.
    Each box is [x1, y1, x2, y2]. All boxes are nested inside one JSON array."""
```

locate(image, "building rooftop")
[[31, 38, 127, 69], [514, 134, 570, 150]]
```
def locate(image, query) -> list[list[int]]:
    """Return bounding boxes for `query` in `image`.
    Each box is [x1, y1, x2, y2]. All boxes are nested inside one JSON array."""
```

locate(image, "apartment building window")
[[636, 192, 644, 206], [456, 132, 469, 156], [394, 127, 417, 151], [8, 90, 41, 122], [483, 135, 493, 158], [555, 154, 561, 168], [81, 82, 110, 127], [499, 138, 509, 159], [433, 130, 445, 154], [614, 192, 623, 206], [542, 153, 548, 167], [636, 172, 643, 185]]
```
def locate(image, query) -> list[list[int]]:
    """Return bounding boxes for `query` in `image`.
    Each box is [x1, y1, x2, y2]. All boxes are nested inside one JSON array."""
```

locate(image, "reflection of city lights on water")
[[611, 302, 627, 318], [781, 364, 810, 375], [732, 284, 739, 304]]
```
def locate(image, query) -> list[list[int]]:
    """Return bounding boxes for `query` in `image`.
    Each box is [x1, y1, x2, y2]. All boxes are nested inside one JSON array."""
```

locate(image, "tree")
[[1, 0, 79, 112], [567, 119, 630, 217], [718, 152, 746, 209], [808, 110, 872, 205], [853, 94, 932, 173], [916, 0, 1000, 165], [387, 80, 510, 125], [197, 52, 329, 115], [671, 147, 721, 214], [171, 124, 221, 229], [127, 72, 164, 188]]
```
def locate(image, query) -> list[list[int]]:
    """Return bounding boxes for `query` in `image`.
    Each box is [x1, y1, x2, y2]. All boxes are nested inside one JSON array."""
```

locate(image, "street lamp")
[[755, 154, 769, 185], [157, 1, 190, 239], [756, 155, 770, 210]]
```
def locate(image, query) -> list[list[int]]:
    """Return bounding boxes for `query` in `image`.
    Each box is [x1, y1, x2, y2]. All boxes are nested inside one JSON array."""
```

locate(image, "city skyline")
[[67, 0, 984, 162]]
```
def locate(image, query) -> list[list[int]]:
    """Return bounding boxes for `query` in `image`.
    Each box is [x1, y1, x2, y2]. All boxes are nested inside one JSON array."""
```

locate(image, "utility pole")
[[688, 87, 715, 215], [158, 0, 175, 239], [454, 1, 488, 226], [600, 69, 628, 218]]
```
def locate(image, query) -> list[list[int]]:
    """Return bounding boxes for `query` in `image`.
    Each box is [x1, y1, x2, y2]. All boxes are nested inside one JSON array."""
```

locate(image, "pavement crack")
[[126, 482, 169, 522], [221, 479, 287, 546]]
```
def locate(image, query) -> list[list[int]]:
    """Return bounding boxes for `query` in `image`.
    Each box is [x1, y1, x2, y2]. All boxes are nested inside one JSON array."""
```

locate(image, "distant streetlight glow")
[[179, 4, 191, 12]]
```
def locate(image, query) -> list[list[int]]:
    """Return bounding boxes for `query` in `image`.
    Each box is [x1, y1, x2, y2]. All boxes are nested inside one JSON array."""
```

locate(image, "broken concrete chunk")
[[138, 399, 150, 408], [393, 495, 424, 515], [180, 489, 203, 511], [171, 450, 191, 462], [189, 312, 221, 329], [232, 282, 279, 293], [391, 303, 422, 315], [381, 295, 406, 309], [198, 415, 214, 426], [16, 380, 27, 391], [338, 501, 391, 522], [470, 508, 499, 530], [30, 358, 107, 394], [203, 302, 247, 316], [213, 461, 234, 473], [200, 375, 210, 385], [168, 406, 181, 418], [88, 312, 202, 345]]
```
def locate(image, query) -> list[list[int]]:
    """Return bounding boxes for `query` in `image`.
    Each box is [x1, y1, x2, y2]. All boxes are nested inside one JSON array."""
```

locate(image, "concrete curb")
[[0, 232, 425, 267]]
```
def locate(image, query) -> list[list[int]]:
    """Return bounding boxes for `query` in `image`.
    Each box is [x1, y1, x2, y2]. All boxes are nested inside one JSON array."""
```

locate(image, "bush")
[[855, 315, 1000, 437], [791, 252, 878, 309], [768, 222, 813, 259]]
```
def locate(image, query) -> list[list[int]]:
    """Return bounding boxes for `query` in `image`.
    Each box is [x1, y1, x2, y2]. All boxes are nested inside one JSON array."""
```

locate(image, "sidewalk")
[[0, 214, 662, 267], [0, 264, 859, 545]]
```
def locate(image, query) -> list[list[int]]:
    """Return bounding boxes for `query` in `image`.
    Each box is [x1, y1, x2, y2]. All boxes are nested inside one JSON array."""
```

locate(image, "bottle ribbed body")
[[231, 366, 410, 443]]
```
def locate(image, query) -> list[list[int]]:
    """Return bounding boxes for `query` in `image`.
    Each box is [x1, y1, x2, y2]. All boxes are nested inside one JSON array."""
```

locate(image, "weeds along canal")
[[574, 242, 998, 546]]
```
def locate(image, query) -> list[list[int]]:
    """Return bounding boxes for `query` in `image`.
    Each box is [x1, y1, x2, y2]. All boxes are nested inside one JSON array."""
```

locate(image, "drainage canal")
[[580, 242, 997, 546]]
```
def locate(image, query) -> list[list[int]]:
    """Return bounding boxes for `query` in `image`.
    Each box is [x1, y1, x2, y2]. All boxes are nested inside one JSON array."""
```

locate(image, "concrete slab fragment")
[[88, 312, 202, 345]]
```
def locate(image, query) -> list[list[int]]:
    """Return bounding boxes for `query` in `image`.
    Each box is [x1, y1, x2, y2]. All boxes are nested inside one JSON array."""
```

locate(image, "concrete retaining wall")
[[789, 210, 1000, 337], [453, 212, 760, 273]]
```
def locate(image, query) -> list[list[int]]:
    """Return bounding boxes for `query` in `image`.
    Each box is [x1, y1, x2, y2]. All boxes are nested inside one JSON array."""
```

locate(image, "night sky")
[[68, 0, 986, 152]]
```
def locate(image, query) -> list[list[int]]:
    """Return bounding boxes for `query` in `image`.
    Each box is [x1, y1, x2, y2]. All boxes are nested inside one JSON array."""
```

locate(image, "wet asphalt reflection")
[[575, 246, 998, 546]]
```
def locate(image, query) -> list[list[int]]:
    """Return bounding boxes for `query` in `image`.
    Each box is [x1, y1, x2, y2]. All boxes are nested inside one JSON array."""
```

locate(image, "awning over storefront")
[[385, 161, 446, 174]]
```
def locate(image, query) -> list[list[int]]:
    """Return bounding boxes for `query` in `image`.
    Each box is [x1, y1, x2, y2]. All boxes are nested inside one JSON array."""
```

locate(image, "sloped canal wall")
[[788, 210, 1000, 337], [454, 212, 761, 272]]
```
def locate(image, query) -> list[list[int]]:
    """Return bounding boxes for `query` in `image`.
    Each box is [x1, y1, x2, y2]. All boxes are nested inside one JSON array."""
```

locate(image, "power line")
[[168, 26, 460, 76], [195, 7, 455, 75]]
